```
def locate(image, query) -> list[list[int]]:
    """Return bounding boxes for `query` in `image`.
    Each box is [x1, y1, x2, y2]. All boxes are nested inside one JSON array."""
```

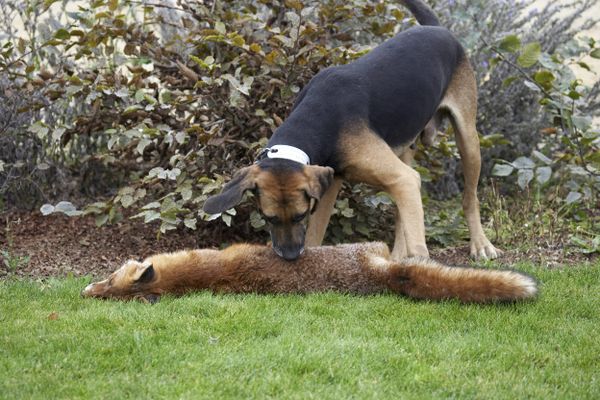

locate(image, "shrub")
[[0, 0, 597, 246]]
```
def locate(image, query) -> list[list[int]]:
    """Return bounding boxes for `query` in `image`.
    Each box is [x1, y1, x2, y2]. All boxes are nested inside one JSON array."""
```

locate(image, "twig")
[[127, 0, 190, 14]]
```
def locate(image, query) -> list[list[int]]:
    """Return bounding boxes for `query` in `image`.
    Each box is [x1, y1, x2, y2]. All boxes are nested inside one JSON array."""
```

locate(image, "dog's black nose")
[[282, 251, 300, 261], [275, 245, 304, 261]]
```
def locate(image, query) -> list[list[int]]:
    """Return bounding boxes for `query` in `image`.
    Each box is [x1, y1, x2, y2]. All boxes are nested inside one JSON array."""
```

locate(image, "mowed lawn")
[[1, 262, 599, 399]]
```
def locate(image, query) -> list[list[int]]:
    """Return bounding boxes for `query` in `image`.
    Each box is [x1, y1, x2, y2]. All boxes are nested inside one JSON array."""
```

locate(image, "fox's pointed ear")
[[203, 165, 259, 214], [133, 263, 155, 284], [304, 165, 334, 203]]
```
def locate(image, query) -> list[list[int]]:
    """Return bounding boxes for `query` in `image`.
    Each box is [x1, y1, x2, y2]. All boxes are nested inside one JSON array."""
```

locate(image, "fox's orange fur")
[[81, 242, 538, 304]]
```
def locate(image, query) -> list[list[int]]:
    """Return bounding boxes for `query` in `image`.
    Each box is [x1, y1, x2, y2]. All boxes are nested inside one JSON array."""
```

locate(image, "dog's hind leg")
[[420, 117, 439, 146], [339, 124, 429, 261], [441, 58, 501, 259], [306, 177, 343, 246]]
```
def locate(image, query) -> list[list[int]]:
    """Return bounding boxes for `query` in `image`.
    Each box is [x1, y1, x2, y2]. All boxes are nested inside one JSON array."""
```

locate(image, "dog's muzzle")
[[270, 224, 306, 261]]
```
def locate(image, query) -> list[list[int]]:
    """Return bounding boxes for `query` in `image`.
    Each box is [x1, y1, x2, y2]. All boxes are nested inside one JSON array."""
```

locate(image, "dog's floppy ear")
[[203, 165, 258, 214], [304, 166, 334, 210]]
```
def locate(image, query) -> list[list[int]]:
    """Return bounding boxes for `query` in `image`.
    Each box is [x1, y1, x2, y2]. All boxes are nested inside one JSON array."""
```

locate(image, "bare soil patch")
[[1, 211, 595, 279]]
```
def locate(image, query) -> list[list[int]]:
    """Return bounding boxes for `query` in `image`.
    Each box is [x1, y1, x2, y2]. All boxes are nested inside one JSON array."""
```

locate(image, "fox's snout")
[[80, 282, 105, 298], [81, 283, 94, 295]]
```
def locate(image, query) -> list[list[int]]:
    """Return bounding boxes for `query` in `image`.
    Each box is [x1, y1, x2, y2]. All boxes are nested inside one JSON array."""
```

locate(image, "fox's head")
[[81, 260, 160, 303]]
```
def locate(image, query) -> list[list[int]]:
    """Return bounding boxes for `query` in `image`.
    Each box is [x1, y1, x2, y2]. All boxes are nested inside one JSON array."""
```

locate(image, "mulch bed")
[[1, 211, 596, 279]]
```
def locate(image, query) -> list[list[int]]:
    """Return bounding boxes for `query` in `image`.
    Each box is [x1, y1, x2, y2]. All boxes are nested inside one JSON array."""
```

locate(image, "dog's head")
[[203, 159, 334, 261], [81, 260, 160, 303]]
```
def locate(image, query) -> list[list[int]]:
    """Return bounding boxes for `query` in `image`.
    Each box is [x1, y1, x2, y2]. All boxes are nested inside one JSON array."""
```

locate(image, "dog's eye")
[[292, 212, 308, 223], [264, 215, 281, 225]]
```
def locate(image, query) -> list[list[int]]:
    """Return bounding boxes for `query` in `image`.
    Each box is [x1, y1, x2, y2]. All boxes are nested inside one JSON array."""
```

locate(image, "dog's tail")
[[386, 257, 538, 303], [399, 0, 440, 26]]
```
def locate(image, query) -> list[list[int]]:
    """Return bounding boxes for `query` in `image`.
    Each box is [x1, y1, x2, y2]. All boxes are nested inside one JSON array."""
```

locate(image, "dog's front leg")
[[306, 177, 343, 246], [339, 126, 429, 261], [392, 215, 408, 259], [385, 167, 429, 260], [391, 146, 419, 260]]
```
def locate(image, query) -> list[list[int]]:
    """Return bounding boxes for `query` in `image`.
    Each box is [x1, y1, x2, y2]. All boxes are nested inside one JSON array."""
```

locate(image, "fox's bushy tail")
[[399, 0, 440, 26], [387, 258, 538, 303]]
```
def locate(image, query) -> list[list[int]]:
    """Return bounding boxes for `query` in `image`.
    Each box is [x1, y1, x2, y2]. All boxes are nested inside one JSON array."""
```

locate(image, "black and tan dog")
[[204, 0, 500, 261]]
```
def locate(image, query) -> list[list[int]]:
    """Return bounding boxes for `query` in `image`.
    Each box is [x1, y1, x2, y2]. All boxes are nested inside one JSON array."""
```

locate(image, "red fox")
[[81, 242, 537, 304]]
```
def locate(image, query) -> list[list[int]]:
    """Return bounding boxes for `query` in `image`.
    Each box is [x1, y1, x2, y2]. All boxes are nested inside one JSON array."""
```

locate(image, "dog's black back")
[[268, 26, 464, 169]]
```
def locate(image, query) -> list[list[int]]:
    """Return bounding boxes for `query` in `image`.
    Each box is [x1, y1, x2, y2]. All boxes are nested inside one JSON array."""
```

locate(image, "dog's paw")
[[469, 238, 503, 260]]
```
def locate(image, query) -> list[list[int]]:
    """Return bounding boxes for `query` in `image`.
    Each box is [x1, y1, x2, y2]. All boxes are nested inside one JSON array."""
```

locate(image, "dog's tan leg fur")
[[338, 124, 428, 260], [421, 119, 438, 146], [306, 177, 343, 246], [391, 147, 418, 258], [441, 58, 501, 259]]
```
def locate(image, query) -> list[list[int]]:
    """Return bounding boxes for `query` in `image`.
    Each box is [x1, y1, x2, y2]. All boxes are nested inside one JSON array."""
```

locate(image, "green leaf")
[[491, 163, 514, 177], [250, 211, 266, 229], [577, 61, 591, 71], [184, 218, 197, 230], [143, 210, 161, 223], [517, 168, 534, 189], [536, 166, 552, 185], [221, 213, 232, 227], [517, 42, 541, 68], [175, 131, 187, 144], [532, 150, 552, 165], [120, 194, 134, 208], [590, 48, 600, 59], [533, 70, 555, 90], [565, 191, 582, 205], [95, 214, 109, 227], [341, 207, 355, 218], [45, 39, 63, 46], [135, 89, 145, 102], [54, 201, 78, 214], [502, 76, 518, 87], [498, 34, 521, 53], [178, 186, 192, 202], [40, 204, 55, 215], [572, 116, 592, 132], [215, 21, 226, 35], [512, 156, 535, 169], [523, 80, 541, 92], [54, 29, 70, 40], [142, 201, 161, 210], [28, 121, 49, 139], [17, 38, 26, 53], [123, 105, 142, 114], [136, 138, 151, 155], [52, 127, 66, 142], [159, 89, 171, 104]]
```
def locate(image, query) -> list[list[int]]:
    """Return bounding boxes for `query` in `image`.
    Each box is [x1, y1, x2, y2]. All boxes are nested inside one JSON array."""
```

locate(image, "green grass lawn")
[[1, 261, 599, 400]]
